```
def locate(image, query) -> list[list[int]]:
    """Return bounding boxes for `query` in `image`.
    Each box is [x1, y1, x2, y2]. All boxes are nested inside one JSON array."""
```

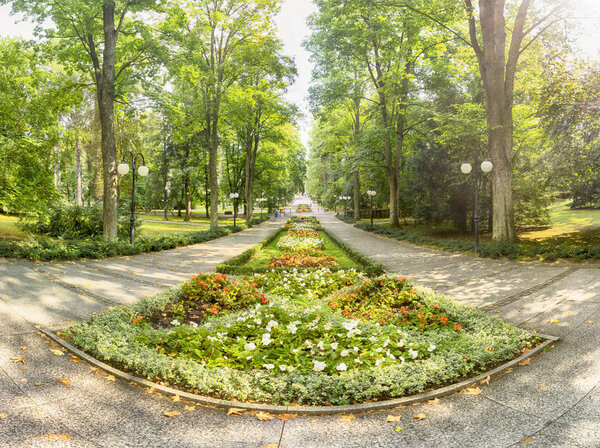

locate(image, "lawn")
[[139, 213, 235, 225], [140, 221, 212, 237], [0, 215, 26, 240], [520, 201, 600, 240]]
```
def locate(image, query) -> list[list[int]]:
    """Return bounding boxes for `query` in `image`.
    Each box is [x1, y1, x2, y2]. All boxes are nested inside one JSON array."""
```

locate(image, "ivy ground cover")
[[64, 217, 540, 406]]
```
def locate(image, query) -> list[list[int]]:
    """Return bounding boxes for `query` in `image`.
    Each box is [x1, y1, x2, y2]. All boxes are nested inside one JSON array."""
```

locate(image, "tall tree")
[[3, 0, 161, 240]]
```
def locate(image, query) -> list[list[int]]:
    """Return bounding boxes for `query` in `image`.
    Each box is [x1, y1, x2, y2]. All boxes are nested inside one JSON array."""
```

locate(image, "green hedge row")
[[354, 221, 600, 261], [0, 217, 270, 262]]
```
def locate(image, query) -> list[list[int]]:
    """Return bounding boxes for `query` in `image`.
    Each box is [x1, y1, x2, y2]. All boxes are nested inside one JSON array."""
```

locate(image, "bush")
[[19, 202, 139, 239]]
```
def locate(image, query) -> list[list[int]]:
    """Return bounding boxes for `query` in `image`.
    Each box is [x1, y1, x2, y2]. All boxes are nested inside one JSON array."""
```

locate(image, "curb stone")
[[40, 327, 559, 416]]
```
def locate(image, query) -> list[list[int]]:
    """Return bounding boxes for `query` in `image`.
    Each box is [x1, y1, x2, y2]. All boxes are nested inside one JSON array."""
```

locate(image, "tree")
[[398, 0, 564, 241], [3, 0, 161, 240]]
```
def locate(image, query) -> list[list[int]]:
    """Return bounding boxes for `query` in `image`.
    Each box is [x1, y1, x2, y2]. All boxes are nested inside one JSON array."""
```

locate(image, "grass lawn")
[[520, 201, 600, 240], [140, 221, 212, 237], [0, 215, 26, 240], [243, 229, 361, 271], [139, 213, 236, 225]]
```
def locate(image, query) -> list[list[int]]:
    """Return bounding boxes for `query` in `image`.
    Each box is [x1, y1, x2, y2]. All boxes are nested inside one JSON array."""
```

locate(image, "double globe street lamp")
[[257, 196, 267, 219], [118, 152, 149, 246], [339, 195, 351, 218], [367, 189, 377, 228], [461, 158, 493, 253], [229, 192, 240, 227]]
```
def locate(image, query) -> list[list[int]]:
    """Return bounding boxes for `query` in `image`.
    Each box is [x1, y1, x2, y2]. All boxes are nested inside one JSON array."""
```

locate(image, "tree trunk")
[[353, 171, 360, 221], [184, 170, 191, 221], [54, 146, 62, 193], [76, 137, 82, 206], [209, 109, 220, 230], [98, 1, 119, 242], [92, 104, 103, 202]]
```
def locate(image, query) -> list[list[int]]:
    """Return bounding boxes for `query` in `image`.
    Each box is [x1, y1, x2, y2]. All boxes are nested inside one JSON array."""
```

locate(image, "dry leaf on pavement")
[[386, 415, 402, 422], [338, 415, 355, 422], [256, 412, 274, 421], [11, 357, 26, 364], [0, 413, 7, 418], [276, 414, 298, 421], [171, 394, 180, 402], [539, 386, 548, 391], [520, 437, 534, 444], [56, 378, 71, 387], [50, 349, 64, 356], [462, 387, 483, 395], [518, 358, 532, 366], [184, 405, 195, 411], [20, 346, 27, 351], [259, 444, 278, 448], [428, 398, 440, 405], [412, 413, 427, 420], [227, 408, 245, 417], [586, 321, 595, 325], [163, 411, 181, 418], [480, 376, 491, 385]]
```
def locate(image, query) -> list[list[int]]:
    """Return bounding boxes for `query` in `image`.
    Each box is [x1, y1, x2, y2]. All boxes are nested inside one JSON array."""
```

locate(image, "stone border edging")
[[39, 327, 559, 416]]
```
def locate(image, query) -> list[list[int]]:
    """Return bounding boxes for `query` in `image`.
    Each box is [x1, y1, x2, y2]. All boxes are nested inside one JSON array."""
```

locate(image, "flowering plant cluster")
[[249, 268, 364, 299], [267, 252, 339, 268], [153, 273, 268, 325], [328, 276, 462, 330], [277, 235, 325, 252], [145, 302, 435, 374], [296, 204, 312, 213]]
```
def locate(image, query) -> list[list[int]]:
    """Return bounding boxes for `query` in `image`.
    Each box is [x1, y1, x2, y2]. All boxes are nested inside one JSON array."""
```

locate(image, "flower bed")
[[297, 204, 312, 213], [65, 273, 539, 405]]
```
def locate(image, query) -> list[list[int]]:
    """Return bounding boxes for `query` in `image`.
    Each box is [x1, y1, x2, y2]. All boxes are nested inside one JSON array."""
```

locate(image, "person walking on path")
[[274, 209, 279, 219]]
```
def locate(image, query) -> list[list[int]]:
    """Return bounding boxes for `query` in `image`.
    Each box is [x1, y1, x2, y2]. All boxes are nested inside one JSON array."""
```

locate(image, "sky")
[[1, 0, 599, 149]]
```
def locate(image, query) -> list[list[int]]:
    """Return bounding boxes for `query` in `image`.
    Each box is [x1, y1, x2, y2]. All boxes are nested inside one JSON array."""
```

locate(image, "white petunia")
[[261, 333, 272, 346], [409, 348, 419, 359], [330, 342, 338, 350], [170, 319, 181, 326], [340, 349, 349, 357], [428, 344, 436, 352], [313, 360, 326, 372], [244, 342, 257, 351], [264, 364, 275, 370], [279, 365, 287, 371], [336, 363, 347, 372]]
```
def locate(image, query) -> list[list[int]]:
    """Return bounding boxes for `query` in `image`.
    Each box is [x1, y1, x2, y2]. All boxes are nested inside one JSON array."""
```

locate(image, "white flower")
[[330, 342, 338, 350], [264, 364, 275, 370], [189, 321, 198, 329], [336, 363, 348, 372], [375, 359, 383, 367], [340, 350, 349, 357], [399, 356, 405, 365], [244, 342, 257, 351], [313, 360, 326, 372], [398, 339, 406, 347], [261, 333, 272, 346], [317, 341, 325, 350], [246, 356, 252, 360], [266, 320, 279, 331], [428, 344, 436, 352], [409, 348, 419, 359], [376, 347, 383, 353], [353, 346, 359, 352], [170, 319, 181, 326], [279, 365, 287, 372]]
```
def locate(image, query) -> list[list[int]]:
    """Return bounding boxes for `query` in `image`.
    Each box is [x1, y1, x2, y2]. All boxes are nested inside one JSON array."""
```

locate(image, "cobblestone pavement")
[[1, 205, 599, 447]]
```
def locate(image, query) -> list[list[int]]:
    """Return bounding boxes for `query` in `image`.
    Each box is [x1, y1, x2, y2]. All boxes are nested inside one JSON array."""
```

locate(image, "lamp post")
[[367, 189, 377, 228], [257, 196, 266, 219], [117, 151, 149, 246], [461, 158, 493, 253], [229, 192, 239, 227], [339, 195, 350, 218]]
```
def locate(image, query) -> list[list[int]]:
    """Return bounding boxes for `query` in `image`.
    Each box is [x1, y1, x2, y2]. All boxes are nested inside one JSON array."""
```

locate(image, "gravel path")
[[1, 205, 599, 447]]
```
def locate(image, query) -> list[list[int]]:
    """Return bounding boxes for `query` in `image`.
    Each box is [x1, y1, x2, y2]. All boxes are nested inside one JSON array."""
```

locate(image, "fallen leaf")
[[277, 413, 298, 421], [412, 413, 427, 420], [518, 358, 532, 366], [428, 398, 440, 405], [564, 312, 572, 316], [184, 405, 195, 411], [394, 427, 404, 432], [338, 415, 355, 422], [386, 415, 402, 422], [480, 376, 491, 386], [20, 346, 27, 351], [11, 357, 26, 364], [586, 321, 595, 325], [163, 410, 181, 418], [59, 435, 70, 441], [50, 349, 64, 356], [260, 444, 278, 448], [539, 386, 548, 391], [34, 382, 43, 386], [0, 413, 7, 418], [548, 319, 560, 324], [44, 435, 58, 441], [256, 412, 274, 421], [171, 394, 180, 402], [71, 356, 79, 363], [462, 387, 483, 395], [57, 378, 71, 387], [311, 419, 318, 423], [227, 408, 245, 417], [520, 437, 534, 444]]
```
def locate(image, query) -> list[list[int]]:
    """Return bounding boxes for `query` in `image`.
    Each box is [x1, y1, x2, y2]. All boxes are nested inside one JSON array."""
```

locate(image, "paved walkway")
[[1, 206, 600, 447]]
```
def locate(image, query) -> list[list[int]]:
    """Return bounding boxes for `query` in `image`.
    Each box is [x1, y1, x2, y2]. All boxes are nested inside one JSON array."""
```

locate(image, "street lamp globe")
[[460, 163, 472, 174], [481, 160, 493, 173], [118, 162, 130, 175], [138, 165, 149, 177]]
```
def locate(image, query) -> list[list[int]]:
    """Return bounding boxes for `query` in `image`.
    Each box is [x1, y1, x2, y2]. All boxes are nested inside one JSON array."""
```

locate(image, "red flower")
[[453, 324, 462, 330], [132, 315, 144, 324]]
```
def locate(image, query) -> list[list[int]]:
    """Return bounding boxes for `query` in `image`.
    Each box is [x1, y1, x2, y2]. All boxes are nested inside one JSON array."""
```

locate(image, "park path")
[[0, 203, 599, 447]]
